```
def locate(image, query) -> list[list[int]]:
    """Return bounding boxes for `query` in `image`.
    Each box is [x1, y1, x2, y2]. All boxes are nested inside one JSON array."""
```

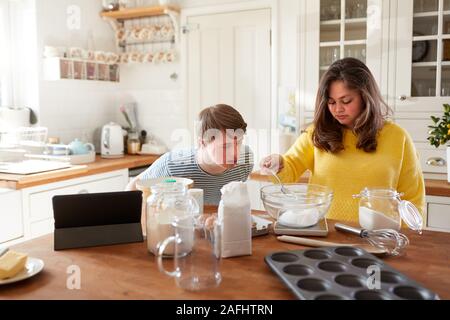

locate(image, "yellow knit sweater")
[[278, 122, 426, 222]]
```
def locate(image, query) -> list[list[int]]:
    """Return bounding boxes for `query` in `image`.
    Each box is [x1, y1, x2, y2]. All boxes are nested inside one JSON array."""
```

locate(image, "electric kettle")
[[101, 122, 124, 159]]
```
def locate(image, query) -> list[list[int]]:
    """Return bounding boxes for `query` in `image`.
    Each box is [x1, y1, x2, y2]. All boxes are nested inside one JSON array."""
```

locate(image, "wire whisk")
[[335, 224, 410, 257], [364, 229, 409, 256]]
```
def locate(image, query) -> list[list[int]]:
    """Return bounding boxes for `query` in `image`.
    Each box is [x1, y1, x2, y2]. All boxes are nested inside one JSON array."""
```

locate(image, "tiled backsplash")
[[119, 89, 187, 148], [38, 80, 119, 146], [113, 63, 187, 150], [40, 84, 186, 151]]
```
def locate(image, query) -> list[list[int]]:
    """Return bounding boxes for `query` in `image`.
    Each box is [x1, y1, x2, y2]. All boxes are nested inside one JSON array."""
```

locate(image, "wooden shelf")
[[100, 5, 180, 20]]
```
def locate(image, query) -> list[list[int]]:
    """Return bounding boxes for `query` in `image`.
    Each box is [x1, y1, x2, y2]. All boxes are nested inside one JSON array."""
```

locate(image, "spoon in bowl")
[[269, 170, 297, 199]]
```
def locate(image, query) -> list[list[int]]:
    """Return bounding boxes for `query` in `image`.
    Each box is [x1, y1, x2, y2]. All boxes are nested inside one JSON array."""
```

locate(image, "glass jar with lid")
[[353, 188, 423, 233], [127, 130, 141, 155], [146, 182, 199, 256]]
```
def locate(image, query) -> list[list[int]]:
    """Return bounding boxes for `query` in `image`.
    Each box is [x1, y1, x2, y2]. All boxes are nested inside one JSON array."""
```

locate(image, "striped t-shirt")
[[140, 147, 254, 205]]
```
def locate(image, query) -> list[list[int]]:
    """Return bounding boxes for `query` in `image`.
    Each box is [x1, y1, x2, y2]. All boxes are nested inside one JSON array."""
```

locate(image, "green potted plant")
[[428, 103, 450, 182]]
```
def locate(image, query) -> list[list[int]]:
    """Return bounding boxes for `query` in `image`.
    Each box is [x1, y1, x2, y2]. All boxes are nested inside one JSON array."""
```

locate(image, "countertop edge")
[[250, 172, 450, 198], [1, 159, 449, 197], [0, 155, 160, 190]]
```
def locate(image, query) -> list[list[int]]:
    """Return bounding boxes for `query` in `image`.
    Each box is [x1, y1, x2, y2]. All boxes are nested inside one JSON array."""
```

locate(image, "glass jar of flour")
[[353, 188, 423, 233], [146, 182, 199, 256]]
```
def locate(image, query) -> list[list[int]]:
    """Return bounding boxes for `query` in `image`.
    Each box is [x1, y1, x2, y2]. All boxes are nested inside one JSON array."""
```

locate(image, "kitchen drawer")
[[396, 119, 430, 143], [27, 172, 127, 223], [418, 148, 447, 174], [0, 190, 23, 244], [427, 203, 450, 231], [30, 219, 54, 239]]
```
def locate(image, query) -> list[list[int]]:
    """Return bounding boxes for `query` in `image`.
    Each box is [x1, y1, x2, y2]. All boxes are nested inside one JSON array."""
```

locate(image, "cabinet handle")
[[426, 157, 447, 167], [399, 95, 407, 101], [78, 189, 89, 194]]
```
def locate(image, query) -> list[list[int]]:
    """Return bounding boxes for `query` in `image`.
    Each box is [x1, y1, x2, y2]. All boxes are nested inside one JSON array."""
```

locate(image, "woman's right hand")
[[260, 154, 284, 175]]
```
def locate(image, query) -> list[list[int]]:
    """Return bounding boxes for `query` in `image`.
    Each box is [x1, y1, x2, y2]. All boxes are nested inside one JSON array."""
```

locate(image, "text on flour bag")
[[218, 181, 252, 258]]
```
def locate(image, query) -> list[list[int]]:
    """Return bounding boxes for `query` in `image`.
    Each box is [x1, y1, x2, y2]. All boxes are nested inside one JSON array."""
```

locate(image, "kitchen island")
[[1, 213, 449, 300]]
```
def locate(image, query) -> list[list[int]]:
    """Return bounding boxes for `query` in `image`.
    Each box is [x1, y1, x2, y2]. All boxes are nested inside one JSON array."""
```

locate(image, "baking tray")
[[265, 246, 440, 300]]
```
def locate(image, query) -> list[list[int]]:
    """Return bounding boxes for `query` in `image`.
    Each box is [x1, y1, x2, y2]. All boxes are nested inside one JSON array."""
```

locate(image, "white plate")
[[0, 257, 45, 285]]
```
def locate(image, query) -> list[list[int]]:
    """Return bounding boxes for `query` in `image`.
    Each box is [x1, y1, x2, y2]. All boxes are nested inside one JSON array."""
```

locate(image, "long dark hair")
[[312, 58, 392, 153]]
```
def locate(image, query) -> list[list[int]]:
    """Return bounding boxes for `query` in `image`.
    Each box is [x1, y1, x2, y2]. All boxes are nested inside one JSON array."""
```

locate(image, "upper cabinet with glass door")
[[319, 0, 368, 79], [395, 0, 450, 112], [302, 0, 384, 112]]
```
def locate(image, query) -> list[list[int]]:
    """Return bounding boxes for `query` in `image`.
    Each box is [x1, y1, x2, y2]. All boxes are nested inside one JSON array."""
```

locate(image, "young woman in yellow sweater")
[[261, 58, 425, 222]]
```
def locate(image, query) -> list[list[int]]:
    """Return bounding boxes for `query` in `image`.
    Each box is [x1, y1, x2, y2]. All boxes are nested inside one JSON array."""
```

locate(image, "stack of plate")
[[66, 151, 96, 165], [24, 151, 96, 165]]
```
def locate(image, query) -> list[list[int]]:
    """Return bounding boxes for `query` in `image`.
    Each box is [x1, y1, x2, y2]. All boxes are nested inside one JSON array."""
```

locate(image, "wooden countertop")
[[0, 155, 160, 190], [1, 212, 449, 300], [250, 172, 450, 198], [1, 155, 448, 196]]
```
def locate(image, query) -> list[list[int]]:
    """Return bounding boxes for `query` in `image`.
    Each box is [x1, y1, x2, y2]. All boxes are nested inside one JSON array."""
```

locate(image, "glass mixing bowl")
[[260, 183, 334, 228]]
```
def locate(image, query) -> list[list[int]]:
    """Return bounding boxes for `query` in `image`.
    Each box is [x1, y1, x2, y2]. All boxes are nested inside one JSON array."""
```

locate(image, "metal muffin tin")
[[265, 246, 439, 300]]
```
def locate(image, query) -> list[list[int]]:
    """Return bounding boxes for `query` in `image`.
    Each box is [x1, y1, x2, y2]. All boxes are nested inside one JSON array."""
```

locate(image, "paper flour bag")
[[218, 181, 252, 258]]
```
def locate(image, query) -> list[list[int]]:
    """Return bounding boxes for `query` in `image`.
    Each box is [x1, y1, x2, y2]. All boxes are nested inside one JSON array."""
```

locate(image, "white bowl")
[[261, 183, 333, 228]]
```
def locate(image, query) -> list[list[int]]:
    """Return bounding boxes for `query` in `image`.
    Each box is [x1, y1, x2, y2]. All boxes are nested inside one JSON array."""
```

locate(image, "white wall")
[[118, 63, 185, 148], [35, 0, 120, 145], [28, 0, 300, 150], [118, 0, 300, 150], [277, 0, 299, 87]]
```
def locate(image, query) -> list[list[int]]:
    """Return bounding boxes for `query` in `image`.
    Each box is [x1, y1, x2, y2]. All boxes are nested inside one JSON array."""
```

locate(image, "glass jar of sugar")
[[146, 182, 199, 256], [353, 188, 423, 233]]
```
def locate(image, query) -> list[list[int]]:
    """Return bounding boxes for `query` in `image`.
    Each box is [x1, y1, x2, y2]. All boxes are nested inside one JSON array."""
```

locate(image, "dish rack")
[[101, 5, 180, 64], [0, 127, 48, 148]]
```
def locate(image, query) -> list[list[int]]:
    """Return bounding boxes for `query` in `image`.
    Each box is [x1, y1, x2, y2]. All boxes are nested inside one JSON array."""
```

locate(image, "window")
[[0, 0, 13, 107], [0, 0, 39, 111]]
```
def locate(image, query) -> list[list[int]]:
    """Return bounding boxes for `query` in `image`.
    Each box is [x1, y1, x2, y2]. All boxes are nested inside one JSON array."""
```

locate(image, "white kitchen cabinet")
[[0, 189, 23, 244], [394, 0, 450, 112], [300, 0, 386, 125], [21, 169, 128, 240], [299, 0, 449, 175], [394, 0, 449, 174], [426, 195, 450, 232]]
